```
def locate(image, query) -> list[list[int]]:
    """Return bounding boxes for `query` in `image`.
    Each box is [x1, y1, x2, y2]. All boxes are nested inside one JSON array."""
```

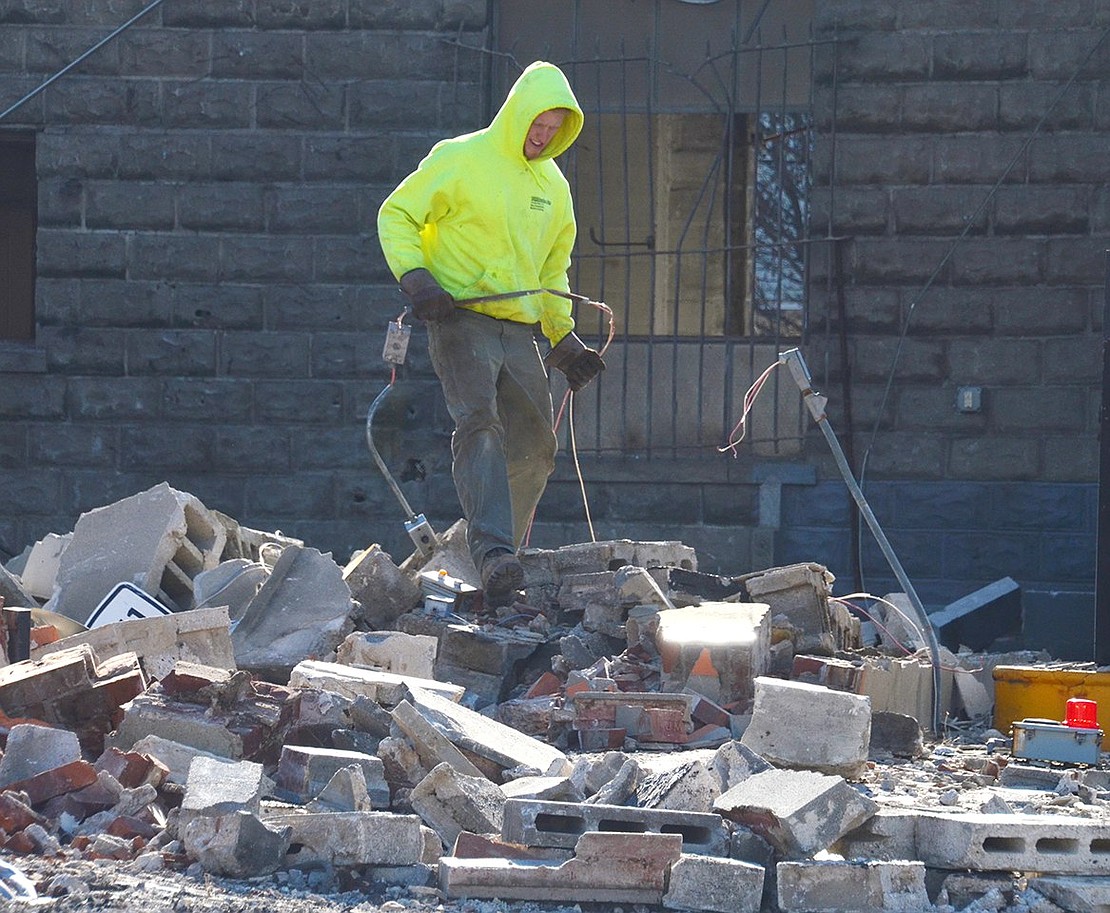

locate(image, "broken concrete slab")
[[637, 758, 721, 813], [870, 711, 924, 758], [45, 483, 226, 622], [499, 776, 582, 803], [830, 808, 919, 862], [0, 723, 82, 787], [502, 797, 730, 856], [263, 810, 433, 867], [231, 544, 355, 679], [308, 765, 375, 813], [777, 860, 929, 913], [0, 560, 43, 612], [663, 853, 765, 913], [190, 558, 268, 618], [714, 768, 878, 859], [289, 659, 464, 706], [1028, 875, 1110, 913], [741, 676, 871, 778], [128, 735, 226, 785], [655, 602, 771, 706], [391, 699, 484, 779], [33, 605, 235, 681], [439, 831, 683, 903], [405, 685, 569, 778], [337, 630, 437, 679], [710, 740, 773, 792], [410, 761, 506, 849]]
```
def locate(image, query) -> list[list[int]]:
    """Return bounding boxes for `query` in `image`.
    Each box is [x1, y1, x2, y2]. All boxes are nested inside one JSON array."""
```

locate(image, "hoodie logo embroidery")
[[530, 195, 552, 212]]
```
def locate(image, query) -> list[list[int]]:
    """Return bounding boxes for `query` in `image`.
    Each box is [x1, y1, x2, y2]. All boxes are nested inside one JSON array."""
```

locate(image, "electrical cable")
[[718, 359, 782, 456]]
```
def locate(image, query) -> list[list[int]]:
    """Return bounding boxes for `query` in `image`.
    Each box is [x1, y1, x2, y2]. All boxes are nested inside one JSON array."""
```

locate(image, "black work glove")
[[545, 331, 606, 392], [399, 268, 455, 322]]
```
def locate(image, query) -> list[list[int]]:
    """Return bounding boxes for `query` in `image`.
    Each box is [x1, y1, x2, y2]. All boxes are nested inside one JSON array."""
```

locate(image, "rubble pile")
[[0, 483, 1107, 912]]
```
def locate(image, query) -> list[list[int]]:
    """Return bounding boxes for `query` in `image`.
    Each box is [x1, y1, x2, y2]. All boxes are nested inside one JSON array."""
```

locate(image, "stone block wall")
[[783, 1, 1109, 630]]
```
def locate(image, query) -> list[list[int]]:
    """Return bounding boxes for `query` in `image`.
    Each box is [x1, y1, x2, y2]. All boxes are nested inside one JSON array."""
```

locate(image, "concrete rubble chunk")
[[831, 808, 919, 862], [663, 853, 766, 913], [614, 565, 676, 609], [231, 544, 356, 679], [584, 757, 641, 805], [289, 659, 464, 706], [915, 811, 1110, 875], [410, 761, 506, 849], [859, 651, 955, 725], [777, 860, 929, 913], [33, 605, 236, 681], [180, 755, 268, 828], [876, 593, 927, 653], [273, 744, 389, 807], [714, 768, 878, 859], [0, 561, 39, 610], [499, 776, 582, 802], [870, 711, 924, 758], [741, 676, 871, 778], [264, 810, 431, 868], [128, 735, 225, 785], [655, 602, 771, 705], [343, 544, 422, 629], [439, 831, 683, 903], [1029, 875, 1110, 913], [337, 630, 437, 679], [503, 797, 730, 856], [45, 483, 226, 622], [737, 562, 857, 654], [637, 758, 720, 813], [406, 685, 569, 778], [181, 810, 291, 878], [19, 533, 71, 601], [0, 724, 82, 787], [309, 765, 374, 812], [711, 740, 774, 791], [190, 559, 268, 619]]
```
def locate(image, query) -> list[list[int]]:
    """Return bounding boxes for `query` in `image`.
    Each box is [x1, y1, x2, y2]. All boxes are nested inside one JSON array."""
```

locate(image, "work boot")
[[480, 548, 525, 606]]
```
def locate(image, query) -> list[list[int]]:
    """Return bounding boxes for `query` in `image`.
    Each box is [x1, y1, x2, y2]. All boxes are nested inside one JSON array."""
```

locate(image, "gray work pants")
[[427, 310, 557, 570]]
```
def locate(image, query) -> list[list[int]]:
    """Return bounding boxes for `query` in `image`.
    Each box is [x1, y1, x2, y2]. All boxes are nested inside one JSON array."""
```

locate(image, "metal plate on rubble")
[[29, 607, 88, 638], [1011, 718, 1103, 766]]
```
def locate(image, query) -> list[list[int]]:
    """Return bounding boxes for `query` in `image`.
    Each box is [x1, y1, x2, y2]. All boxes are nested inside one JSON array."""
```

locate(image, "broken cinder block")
[[410, 761, 506, 849], [663, 853, 766, 913], [777, 860, 929, 913]]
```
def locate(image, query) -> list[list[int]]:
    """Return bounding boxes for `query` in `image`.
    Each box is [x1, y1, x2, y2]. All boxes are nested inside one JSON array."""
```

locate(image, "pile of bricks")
[[0, 484, 1107, 912]]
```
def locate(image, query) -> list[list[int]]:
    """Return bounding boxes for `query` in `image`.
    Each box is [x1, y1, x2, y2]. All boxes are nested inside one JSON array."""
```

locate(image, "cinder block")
[[739, 563, 855, 654], [410, 762, 506, 849], [288, 659, 464, 706], [274, 744, 389, 807], [859, 653, 954, 726], [740, 677, 871, 778], [337, 630, 437, 679], [777, 860, 929, 913], [637, 759, 721, 813], [502, 797, 730, 856], [264, 811, 429, 867], [0, 723, 81, 787], [439, 831, 683, 903], [916, 812, 1110, 875], [714, 768, 878, 858], [45, 483, 226, 621], [663, 853, 765, 913], [831, 808, 919, 862], [437, 624, 543, 678]]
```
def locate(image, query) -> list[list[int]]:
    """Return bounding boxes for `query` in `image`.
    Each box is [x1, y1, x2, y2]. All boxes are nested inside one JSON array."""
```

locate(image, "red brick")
[[525, 672, 564, 699], [0, 792, 42, 832], [4, 759, 98, 805], [95, 747, 169, 789]]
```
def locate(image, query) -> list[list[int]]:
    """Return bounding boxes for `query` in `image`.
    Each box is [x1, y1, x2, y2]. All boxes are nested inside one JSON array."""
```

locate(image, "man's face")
[[524, 109, 567, 160]]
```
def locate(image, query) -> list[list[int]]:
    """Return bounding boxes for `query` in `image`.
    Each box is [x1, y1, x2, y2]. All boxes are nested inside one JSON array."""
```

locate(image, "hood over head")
[[488, 60, 584, 162]]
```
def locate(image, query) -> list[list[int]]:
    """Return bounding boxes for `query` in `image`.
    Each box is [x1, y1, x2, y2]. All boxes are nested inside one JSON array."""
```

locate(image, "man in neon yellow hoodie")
[[378, 61, 604, 605]]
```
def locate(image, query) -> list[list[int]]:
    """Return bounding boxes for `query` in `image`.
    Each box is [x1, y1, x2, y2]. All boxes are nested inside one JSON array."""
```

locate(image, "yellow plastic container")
[[992, 665, 1110, 732]]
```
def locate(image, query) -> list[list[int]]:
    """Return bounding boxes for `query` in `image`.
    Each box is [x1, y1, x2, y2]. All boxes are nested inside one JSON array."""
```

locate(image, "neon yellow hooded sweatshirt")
[[377, 61, 584, 346]]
